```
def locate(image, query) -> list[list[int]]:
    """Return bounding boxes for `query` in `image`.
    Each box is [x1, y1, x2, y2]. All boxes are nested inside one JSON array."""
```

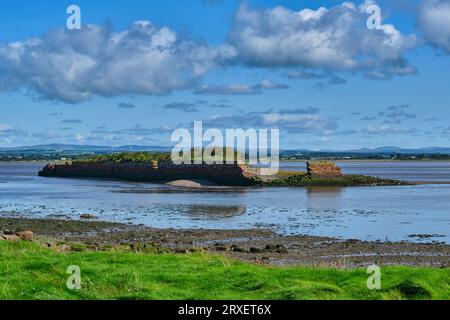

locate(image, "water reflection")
[[306, 187, 343, 210], [187, 205, 247, 218], [111, 186, 250, 194]]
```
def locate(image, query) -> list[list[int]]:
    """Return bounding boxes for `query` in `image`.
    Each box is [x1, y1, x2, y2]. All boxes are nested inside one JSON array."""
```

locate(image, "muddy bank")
[[0, 217, 448, 268]]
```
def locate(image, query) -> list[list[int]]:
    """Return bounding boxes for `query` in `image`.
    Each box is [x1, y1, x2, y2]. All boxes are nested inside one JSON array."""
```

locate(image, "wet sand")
[[1, 217, 448, 268]]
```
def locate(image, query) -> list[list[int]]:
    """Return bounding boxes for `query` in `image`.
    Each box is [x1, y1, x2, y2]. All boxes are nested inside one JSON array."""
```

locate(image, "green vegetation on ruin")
[[86, 149, 242, 164], [87, 152, 172, 163], [0, 241, 447, 300]]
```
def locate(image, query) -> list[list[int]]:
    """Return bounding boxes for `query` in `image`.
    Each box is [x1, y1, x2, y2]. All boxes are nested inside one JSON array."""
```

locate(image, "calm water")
[[0, 161, 449, 243]]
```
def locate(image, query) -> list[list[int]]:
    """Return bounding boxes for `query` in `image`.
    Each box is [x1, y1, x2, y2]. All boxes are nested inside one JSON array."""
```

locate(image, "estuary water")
[[0, 161, 449, 243]]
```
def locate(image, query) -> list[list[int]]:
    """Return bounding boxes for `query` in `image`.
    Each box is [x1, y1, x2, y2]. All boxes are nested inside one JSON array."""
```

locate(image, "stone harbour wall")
[[38, 161, 259, 186]]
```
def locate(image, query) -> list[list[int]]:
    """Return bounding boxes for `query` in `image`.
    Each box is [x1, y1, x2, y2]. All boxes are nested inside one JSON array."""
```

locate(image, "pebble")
[[2, 234, 21, 241], [15, 231, 33, 241]]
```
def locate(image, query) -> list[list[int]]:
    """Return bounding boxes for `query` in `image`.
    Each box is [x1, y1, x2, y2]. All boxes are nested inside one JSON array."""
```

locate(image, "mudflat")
[[0, 217, 448, 268]]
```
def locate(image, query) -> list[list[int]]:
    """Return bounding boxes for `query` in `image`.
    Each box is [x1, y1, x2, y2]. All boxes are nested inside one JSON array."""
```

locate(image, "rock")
[[174, 248, 190, 254], [275, 244, 288, 254], [2, 234, 21, 241], [166, 180, 202, 188], [80, 213, 96, 220], [215, 246, 227, 251], [71, 244, 86, 252], [231, 245, 247, 252], [43, 242, 55, 248], [3, 230, 14, 235], [59, 245, 71, 253], [15, 231, 33, 241], [250, 247, 264, 253], [129, 243, 140, 252]]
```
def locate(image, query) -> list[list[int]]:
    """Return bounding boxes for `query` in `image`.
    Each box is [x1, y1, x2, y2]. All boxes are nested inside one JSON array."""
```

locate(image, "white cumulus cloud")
[[0, 22, 236, 103], [418, 0, 450, 54], [229, 2, 417, 78]]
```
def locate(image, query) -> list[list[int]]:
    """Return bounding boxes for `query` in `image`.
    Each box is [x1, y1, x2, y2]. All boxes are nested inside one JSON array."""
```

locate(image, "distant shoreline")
[[3, 158, 450, 163], [280, 159, 450, 162]]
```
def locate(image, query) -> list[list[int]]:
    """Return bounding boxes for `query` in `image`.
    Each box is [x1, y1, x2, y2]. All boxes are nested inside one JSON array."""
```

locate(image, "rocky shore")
[[1, 217, 448, 268]]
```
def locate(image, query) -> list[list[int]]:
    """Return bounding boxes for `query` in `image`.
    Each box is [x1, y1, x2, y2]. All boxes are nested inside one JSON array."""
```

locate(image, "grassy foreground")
[[0, 241, 448, 300]]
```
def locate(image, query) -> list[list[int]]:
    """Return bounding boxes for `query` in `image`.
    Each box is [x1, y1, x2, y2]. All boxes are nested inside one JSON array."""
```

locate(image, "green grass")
[[87, 152, 171, 163], [0, 241, 448, 300], [85, 149, 241, 164]]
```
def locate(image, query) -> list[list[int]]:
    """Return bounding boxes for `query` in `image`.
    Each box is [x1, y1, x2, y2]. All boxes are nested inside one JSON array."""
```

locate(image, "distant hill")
[[343, 146, 450, 154], [2, 144, 450, 155]]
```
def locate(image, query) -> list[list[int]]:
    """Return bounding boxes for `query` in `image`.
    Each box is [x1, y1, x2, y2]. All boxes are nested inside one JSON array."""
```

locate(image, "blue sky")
[[0, 0, 449, 150]]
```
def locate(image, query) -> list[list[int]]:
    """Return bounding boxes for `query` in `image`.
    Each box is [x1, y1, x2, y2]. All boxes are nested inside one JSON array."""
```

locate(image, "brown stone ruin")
[[306, 161, 343, 178], [38, 160, 259, 186]]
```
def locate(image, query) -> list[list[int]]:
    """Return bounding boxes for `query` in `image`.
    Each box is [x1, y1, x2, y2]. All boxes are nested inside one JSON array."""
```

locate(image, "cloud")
[[0, 124, 26, 137], [162, 101, 234, 111], [117, 102, 135, 109], [287, 69, 347, 89], [418, 0, 450, 54], [46, 112, 63, 116], [196, 79, 289, 95], [31, 131, 61, 140], [287, 70, 327, 80], [163, 102, 199, 113], [229, 3, 417, 79], [277, 107, 321, 114], [208, 103, 233, 109], [200, 108, 337, 134], [359, 104, 415, 123], [342, 125, 418, 135], [327, 75, 348, 85], [0, 21, 236, 103], [61, 119, 83, 124], [253, 79, 289, 90], [378, 104, 416, 123], [92, 124, 176, 136], [313, 74, 348, 89], [196, 84, 259, 95], [440, 126, 450, 135]]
